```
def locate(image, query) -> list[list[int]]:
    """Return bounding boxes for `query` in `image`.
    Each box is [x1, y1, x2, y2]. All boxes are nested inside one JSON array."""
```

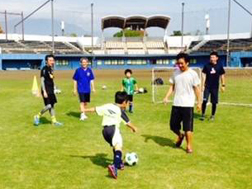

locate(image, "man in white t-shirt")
[[163, 53, 201, 154]]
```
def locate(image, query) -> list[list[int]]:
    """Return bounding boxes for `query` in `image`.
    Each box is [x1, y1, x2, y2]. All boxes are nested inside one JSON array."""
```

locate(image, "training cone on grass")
[[32, 75, 40, 97]]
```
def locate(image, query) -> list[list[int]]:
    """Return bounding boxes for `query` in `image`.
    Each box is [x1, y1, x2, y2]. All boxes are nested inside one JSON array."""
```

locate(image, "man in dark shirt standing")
[[200, 51, 226, 121], [34, 55, 63, 126]]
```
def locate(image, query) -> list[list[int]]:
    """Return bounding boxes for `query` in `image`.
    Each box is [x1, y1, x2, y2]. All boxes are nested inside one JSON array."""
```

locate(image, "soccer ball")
[[102, 85, 107, 90], [125, 152, 138, 166]]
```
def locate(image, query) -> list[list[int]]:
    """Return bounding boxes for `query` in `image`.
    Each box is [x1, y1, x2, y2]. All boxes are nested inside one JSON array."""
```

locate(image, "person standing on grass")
[[73, 58, 95, 121], [84, 91, 137, 179], [34, 54, 63, 126], [163, 53, 201, 154], [200, 51, 225, 121], [121, 69, 138, 113]]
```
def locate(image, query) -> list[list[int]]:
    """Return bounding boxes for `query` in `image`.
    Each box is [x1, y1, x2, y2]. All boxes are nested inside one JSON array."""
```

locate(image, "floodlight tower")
[[181, 2, 185, 49], [205, 14, 210, 35], [61, 21, 65, 36]]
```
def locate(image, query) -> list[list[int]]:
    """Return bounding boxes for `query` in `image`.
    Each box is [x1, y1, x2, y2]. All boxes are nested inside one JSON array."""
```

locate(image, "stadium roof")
[[101, 15, 170, 30]]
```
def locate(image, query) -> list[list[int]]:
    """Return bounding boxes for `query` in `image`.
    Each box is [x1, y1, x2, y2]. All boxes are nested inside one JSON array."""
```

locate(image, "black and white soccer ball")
[[125, 152, 138, 166]]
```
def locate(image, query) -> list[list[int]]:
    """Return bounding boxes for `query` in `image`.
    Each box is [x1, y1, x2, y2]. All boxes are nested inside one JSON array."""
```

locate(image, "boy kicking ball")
[[84, 91, 137, 179]]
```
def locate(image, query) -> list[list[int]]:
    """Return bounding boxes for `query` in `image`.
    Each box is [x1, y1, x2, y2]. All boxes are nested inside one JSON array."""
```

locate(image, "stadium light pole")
[[21, 12, 24, 41], [51, 0, 55, 54], [205, 14, 210, 35], [61, 21, 65, 36], [226, 0, 252, 66], [226, 0, 231, 67], [14, 0, 51, 42], [4, 10, 7, 41], [91, 3, 94, 67], [1, 11, 23, 41], [181, 2, 185, 50]]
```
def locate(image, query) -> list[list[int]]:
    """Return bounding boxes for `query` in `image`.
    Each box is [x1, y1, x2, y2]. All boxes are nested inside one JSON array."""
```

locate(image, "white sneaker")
[[80, 113, 88, 121]]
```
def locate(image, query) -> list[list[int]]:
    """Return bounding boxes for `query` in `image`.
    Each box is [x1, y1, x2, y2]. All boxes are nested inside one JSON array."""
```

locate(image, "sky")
[[0, 0, 252, 37]]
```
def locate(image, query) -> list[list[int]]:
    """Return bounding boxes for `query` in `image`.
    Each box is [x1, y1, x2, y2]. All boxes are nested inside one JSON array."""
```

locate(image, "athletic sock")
[[202, 101, 207, 116], [129, 103, 133, 112], [113, 150, 122, 169], [212, 103, 217, 116], [51, 116, 57, 123], [37, 112, 42, 118]]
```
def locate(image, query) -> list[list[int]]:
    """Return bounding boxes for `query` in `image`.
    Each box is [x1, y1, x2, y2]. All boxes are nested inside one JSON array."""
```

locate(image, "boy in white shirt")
[[84, 91, 137, 179]]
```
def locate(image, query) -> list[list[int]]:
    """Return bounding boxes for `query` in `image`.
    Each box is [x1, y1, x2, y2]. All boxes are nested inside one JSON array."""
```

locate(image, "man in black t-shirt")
[[200, 52, 225, 121], [34, 55, 63, 126]]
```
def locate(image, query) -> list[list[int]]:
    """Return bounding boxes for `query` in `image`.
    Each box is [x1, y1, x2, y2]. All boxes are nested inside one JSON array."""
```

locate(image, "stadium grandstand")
[[97, 15, 170, 55], [1, 14, 252, 70]]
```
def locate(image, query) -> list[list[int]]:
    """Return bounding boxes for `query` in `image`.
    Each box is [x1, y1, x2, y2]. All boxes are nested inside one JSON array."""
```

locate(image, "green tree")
[[113, 29, 145, 37], [70, 33, 77, 37], [171, 30, 182, 36]]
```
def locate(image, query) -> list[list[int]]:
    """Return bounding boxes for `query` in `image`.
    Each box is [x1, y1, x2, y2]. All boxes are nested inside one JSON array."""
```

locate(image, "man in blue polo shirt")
[[73, 58, 95, 121]]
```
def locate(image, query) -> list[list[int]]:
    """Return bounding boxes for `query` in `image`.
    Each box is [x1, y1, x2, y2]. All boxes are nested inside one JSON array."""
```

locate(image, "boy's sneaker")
[[118, 163, 125, 170], [108, 164, 117, 179], [200, 115, 205, 121], [53, 121, 63, 126], [209, 115, 215, 121], [34, 115, 40, 126]]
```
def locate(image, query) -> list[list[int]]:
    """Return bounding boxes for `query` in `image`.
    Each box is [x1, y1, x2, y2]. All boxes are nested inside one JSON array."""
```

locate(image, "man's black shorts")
[[170, 106, 194, 132], [127, 95, 133, 102], [102, 125, 115, 146], [203, 87, 219, 104], [42, 92, 57, 107], [78, 93, 90, 103]]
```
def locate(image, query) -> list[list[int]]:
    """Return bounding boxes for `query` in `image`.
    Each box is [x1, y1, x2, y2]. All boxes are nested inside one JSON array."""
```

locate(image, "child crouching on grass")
[[84, 91, 137, 179]]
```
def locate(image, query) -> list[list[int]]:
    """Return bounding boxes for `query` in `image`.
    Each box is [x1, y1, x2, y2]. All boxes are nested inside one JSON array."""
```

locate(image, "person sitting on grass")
[[84, 91, 137, 179]]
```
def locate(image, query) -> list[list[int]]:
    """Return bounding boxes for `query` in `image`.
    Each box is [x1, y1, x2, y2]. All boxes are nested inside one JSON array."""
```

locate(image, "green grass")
[[0, 70, 252, 189]]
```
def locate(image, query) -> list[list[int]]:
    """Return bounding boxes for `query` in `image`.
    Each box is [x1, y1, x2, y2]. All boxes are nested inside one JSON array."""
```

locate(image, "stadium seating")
[[189, 38, 252, 53], [0, 39, 83, 54]]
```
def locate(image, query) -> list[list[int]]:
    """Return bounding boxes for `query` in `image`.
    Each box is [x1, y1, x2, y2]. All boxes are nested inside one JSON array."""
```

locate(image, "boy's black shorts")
[[127, 95, 133, 102], [102, 125, 115, 146], [170, 106, 194, 132], [78, 93, 90, 103], [203, 87, 219, 104], [42, 92, 57, 107]]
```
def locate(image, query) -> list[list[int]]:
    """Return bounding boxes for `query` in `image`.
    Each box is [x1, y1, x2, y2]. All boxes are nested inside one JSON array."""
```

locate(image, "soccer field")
[[0, 70, 252, 189]]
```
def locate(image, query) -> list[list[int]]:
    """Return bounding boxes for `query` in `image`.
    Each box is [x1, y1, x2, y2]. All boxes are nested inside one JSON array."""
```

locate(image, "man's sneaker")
[[200, 115, 205, 121], [108, 164, 117, 179], [175, 134, 184, 147], [34, 115, 40, 126], [209, 115, 215, 121], [53, 121, 63, 126]]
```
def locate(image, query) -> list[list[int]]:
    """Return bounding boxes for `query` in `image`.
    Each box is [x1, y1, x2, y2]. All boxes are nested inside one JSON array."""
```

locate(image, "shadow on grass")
[[39, 117, 51, 124], [66, 111, 80, 118], [141, 134, 176, 148], [70, 153, 112, 168], [194, 112, 202, 119]]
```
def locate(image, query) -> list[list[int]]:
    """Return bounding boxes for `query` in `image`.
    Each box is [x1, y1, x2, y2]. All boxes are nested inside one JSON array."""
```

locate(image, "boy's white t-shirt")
[[95, 103, 130, 128], [169, 68, 200, 107]]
